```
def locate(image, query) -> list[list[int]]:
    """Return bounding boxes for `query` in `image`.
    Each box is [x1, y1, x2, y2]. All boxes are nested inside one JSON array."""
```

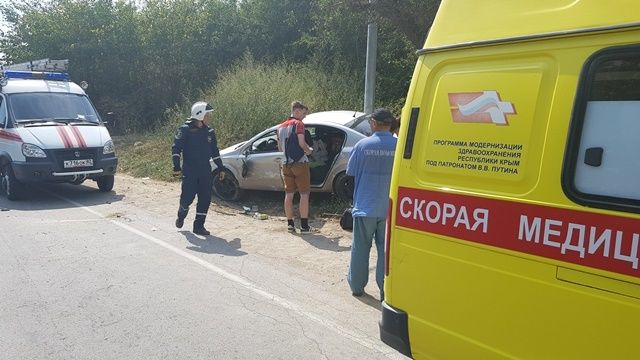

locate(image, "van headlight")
[[103, 140, 115, 154], [22, 143, 47, 158]]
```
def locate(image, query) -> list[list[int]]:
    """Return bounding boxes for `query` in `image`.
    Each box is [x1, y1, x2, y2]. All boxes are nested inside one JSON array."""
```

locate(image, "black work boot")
[[176, 206, 188, 229], [193, 227, 210, 236], [193, 216, 208, 236]]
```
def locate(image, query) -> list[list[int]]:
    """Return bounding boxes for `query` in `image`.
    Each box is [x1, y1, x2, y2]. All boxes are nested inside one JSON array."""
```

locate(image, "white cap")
[[190, 101, 213, 121]]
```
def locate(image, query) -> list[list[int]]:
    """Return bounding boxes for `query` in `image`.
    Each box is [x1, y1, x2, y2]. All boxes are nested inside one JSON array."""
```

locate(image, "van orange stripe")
[[56, 127, 72, 148], [69, 126, 87, 148]]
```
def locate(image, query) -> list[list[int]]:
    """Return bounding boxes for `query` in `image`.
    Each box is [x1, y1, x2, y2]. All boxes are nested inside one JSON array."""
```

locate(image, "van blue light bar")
[[2, 70, 70, 81]]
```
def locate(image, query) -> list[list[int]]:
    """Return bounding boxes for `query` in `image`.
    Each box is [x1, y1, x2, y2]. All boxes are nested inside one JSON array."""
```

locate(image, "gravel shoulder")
[[112, 174, 383, 302]]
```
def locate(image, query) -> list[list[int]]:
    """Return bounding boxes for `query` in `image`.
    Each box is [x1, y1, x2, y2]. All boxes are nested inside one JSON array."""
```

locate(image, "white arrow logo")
[[450, 91, 516, 125]]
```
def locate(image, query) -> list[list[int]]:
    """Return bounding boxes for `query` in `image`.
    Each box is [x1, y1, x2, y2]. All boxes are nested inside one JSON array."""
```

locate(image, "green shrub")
[[119, 56, 370, 181], [163, 54, 363, 148]]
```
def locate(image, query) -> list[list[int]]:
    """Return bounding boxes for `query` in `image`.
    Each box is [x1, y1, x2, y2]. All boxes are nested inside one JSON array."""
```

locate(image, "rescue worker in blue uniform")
[[172, 101, 224, 235]]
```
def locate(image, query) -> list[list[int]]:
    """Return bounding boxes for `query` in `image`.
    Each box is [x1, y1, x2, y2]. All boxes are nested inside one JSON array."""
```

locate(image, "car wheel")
[[213, 169, 243, 201], [1, 163, 25, 201], [96, 175, 115, 192], [333, 172, 354, 201]]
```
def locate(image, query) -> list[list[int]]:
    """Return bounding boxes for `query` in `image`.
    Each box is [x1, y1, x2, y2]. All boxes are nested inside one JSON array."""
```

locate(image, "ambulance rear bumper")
[[380, 301, 412, 358]]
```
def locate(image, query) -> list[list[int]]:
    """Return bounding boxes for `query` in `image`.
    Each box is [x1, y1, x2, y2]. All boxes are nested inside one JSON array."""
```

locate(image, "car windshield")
[[346, 114, 373, 136], [8, 93, 100, 123]]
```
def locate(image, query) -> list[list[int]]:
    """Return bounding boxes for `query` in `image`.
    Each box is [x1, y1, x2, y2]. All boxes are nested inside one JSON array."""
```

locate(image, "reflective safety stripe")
[[212, 156, 220, 160], [69, 126, 87, 148], [172, 154, 181, 157], [196, 212, 207, 216]]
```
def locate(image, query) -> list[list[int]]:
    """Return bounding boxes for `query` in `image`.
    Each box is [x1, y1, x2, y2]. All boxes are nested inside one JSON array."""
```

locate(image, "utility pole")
[[363, 0, 377, 114]]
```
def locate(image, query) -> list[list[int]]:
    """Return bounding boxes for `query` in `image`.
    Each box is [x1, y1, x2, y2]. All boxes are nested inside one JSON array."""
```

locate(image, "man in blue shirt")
[[346, 108, 397, 300]]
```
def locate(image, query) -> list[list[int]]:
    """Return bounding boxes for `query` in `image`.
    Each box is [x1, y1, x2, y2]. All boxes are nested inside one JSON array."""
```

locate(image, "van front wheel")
[[96, 175, 114, 192], [1, 164, 25, 201]]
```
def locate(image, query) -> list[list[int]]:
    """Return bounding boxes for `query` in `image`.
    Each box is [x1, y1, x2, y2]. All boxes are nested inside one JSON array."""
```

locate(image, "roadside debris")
[[254, 213, 268, 220], [238, 205, 267, 219], [213, 208, 236, 216]]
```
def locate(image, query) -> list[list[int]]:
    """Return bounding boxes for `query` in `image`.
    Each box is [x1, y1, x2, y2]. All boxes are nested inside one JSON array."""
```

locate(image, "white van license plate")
[[64, 159, 93, 168]]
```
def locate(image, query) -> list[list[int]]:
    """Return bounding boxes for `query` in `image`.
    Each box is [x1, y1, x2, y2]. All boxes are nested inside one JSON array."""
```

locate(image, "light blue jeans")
[[348, 216, 386, 299]]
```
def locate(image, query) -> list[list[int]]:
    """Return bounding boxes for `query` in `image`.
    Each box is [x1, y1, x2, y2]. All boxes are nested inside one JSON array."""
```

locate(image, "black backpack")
[[285, 125, 305, 164], [340, 207, 353, 231]]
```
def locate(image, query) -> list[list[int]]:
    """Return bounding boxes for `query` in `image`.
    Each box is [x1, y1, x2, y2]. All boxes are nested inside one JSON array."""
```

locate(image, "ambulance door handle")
[[403, 107, 420, 159], [584, 147, 603, 167]]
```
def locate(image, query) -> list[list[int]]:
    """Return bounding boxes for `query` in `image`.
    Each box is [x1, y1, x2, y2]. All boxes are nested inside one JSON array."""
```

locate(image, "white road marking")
[[54, 194, 401, 358], [42, 218, 108, 223]]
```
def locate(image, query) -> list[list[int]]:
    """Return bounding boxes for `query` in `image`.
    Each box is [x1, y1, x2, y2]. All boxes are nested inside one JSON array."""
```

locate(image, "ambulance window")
[[564, 47, 640, 213], [0, 96, 6, 127]]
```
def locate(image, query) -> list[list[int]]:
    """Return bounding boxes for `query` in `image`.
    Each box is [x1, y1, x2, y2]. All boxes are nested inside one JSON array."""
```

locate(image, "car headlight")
[[103, 140, 115, 154], [22, 143, 47, 158]]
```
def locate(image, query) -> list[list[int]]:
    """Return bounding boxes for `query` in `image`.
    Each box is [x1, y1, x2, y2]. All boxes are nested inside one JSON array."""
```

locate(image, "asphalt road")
[[0, 177, 404, 359]]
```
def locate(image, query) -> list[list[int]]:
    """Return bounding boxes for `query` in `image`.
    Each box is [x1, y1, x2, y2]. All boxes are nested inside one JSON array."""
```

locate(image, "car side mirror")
[[103, 111, 116, 130]]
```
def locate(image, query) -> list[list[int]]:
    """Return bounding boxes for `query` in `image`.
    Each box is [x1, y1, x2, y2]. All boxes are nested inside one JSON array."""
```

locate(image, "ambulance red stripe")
[[396, 187, 640, 278], [0, 130, 22, 142], [69, 126, 87, 148], [56, 127, 72, 148]]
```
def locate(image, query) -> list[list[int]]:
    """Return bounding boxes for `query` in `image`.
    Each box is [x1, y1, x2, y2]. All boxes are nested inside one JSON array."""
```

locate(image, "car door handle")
[[274, 157, 282, 162], [584, 147, 603, 167]]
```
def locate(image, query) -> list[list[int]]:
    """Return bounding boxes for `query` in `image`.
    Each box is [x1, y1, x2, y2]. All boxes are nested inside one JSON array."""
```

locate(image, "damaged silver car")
[[211, 111, 370, 201]]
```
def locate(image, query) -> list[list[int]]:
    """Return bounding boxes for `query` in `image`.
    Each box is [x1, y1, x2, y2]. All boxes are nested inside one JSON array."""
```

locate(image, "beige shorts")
[[281, 162, 310, 194]]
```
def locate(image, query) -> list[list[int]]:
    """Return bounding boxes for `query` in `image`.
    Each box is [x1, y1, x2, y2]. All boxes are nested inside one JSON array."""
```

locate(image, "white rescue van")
[[0, 59, 117, 200]]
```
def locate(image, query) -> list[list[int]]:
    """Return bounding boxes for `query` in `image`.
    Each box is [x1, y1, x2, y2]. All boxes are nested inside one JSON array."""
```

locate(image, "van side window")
[[0, 96, 6, 127], [564, 47, 640, 212]]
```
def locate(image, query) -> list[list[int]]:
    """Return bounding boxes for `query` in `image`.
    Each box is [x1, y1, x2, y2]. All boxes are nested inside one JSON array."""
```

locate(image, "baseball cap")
[[371, 108, 394, 124]]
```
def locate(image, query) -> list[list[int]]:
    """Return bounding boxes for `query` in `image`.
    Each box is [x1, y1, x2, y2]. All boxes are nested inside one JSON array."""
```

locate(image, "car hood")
[[20, 124, 108, 149], [220, 141, 247, 155]]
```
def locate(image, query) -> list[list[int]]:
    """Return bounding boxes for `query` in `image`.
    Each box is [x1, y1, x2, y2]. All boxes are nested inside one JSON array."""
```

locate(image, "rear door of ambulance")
[[384, 3, 640, 359]]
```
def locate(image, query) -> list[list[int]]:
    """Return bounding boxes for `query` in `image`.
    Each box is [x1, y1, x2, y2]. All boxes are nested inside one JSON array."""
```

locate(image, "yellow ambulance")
[[380, 1, 640, 359]]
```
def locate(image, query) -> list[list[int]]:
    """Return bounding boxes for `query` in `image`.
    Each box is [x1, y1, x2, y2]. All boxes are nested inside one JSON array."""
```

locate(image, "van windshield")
[[8, 93, 100, 123]]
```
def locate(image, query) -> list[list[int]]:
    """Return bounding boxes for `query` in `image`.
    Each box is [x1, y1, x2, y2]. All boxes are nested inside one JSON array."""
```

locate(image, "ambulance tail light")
[[385, 197, 392, 276]]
